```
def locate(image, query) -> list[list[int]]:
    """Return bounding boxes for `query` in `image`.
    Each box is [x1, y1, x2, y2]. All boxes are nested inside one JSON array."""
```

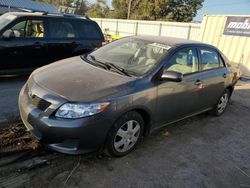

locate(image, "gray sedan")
[[19, 36, 239, 157]]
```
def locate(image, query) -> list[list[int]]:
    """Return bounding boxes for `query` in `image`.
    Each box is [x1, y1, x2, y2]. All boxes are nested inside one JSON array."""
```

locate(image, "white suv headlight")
[[55, 102, 110, 119]]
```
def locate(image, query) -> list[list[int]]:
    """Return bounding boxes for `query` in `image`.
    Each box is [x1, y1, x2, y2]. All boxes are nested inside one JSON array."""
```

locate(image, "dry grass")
[[0, 124, 40, 154]]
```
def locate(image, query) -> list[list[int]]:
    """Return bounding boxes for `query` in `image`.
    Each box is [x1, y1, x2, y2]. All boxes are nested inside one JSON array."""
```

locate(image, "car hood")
[[31, 56, 136, 102]]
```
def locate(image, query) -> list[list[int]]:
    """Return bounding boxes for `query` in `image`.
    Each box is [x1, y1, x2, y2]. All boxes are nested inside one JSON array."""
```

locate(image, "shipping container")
[[200, 15, 250, 78]]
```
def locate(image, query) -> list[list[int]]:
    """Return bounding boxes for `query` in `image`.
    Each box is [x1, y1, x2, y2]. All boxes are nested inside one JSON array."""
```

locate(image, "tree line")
[[38, 0, 204, 22]]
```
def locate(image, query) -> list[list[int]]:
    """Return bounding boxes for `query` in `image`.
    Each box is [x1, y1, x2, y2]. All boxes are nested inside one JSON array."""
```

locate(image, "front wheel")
[[211, 89, 231, 116], [105, 111, 144, 157]]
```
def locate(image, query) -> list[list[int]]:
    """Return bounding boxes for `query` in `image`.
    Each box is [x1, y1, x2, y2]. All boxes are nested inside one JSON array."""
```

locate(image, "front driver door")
[[0, 17, 48, 72], [156, 47, 204, 126]]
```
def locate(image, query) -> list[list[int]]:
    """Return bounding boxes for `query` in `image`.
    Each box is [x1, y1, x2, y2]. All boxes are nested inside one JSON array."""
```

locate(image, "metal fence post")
[[187, 25, 191, 39], [158, 23, 162, 36], [116, 20, 119, 35], [135, 22, 139, 35]]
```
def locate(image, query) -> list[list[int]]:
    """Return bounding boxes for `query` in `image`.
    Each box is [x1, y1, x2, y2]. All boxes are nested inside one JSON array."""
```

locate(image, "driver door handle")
[[195, 80, 202, 86], [195, 80, 204, 89], [34, 42, 42, 49]]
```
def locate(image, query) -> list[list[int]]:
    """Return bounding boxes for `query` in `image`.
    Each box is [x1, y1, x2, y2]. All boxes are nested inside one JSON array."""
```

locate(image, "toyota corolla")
[[19, 36, 239, 157]]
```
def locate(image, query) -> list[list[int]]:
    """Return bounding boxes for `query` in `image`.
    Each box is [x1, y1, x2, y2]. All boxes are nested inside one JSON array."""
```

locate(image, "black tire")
[[211, 89, 231, 116], [105, 111, 144, 157]]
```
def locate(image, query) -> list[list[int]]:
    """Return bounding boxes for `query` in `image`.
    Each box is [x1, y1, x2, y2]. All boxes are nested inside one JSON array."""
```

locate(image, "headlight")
[[55, 102, 110, 119]]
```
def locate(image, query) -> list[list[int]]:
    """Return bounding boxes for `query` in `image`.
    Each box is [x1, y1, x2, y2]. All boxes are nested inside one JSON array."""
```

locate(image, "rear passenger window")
[[200, 49, 221, 71], [48, 19, 76, 38], [25, 20, 44, 38], [75, 20, 102, 39]]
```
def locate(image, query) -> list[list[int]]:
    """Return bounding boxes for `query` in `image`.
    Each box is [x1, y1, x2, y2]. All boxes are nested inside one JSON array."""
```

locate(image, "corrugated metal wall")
[[93, 18, 201, 41], [0, 0, 58, 13], [199, 15, 250, 78]]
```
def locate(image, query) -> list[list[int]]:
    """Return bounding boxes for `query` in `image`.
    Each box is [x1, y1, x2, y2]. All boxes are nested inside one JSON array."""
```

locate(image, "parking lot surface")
[[0, 80, 249, 187], [0, 76, 28, 125]]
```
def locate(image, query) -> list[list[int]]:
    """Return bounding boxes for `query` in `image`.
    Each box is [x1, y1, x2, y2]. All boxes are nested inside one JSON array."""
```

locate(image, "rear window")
[[74, 20, 103, 39]]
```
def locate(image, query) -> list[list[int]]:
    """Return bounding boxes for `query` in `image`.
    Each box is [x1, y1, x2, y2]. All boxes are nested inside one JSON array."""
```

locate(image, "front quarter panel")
[[113, 79, 157, 128]]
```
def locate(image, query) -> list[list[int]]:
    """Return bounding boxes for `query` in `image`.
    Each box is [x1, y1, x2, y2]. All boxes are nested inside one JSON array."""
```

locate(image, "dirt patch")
[[0, 124, 40, 155]]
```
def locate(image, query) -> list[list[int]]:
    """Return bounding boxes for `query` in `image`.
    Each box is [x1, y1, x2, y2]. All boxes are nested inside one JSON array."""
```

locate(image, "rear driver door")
[[197, 47, 228, 109]]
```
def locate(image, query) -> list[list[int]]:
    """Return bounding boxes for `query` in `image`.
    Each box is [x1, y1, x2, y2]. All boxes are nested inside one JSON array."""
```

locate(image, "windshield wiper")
[[105, 62, 132, 77], [85, 55, 132, 77], [86, 55, 109, 70]]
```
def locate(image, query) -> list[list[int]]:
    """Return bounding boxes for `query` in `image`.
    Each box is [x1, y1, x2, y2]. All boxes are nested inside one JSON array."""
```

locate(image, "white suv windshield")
[[0, 14, 17, 31], [88, 38, 171, 76]]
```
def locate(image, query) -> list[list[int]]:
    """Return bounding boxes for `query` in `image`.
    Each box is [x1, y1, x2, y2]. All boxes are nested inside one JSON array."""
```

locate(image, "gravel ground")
[[0, 80, 249, 187]]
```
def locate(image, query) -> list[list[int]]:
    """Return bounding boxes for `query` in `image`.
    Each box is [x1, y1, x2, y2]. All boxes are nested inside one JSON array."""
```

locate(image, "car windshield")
[[85, 38, 171, 76], [0, 14, 17, 31]]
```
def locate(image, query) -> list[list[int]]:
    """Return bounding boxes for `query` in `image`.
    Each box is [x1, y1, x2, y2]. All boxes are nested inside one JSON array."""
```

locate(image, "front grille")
[[25, 82, 51, 111], [30, 95, 51, 111]]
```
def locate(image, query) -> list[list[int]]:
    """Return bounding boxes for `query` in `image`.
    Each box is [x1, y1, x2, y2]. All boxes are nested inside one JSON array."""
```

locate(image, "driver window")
[[10, 21, 26, 37], [165, 48, 198, 75], [9, 20, 45, 38]]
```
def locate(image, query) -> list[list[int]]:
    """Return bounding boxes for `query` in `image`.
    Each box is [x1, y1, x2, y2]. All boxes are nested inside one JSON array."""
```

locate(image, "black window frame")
[[197, 46, 225, 72]]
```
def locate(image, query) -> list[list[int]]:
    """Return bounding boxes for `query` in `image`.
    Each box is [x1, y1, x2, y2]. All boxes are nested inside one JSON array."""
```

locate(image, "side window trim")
[[218, 54, 226, 67], [195, 47, 200, 73]]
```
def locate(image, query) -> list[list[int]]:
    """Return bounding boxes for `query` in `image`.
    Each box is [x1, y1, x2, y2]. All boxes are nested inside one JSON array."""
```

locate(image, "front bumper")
[[19, 83, 115, 154]]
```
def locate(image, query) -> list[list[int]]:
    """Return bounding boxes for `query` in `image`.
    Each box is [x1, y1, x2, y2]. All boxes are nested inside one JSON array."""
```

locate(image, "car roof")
[[131, 35, 213, 48], [4, 12, 90, 20]]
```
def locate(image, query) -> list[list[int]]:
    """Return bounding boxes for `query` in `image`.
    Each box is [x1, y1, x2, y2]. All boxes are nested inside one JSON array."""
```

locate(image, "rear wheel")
[[105, 111, 144, 157], [211, 89, 230, 116]]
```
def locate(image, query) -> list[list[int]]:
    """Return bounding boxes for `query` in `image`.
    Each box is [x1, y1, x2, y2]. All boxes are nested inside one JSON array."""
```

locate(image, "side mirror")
[[161, 71, 183, 82], [2, 30, 16, 39]]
